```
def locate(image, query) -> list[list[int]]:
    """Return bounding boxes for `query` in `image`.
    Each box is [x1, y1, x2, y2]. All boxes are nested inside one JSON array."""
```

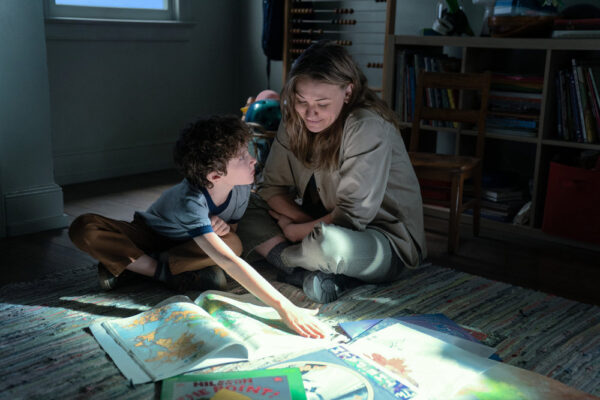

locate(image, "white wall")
[[0, 0, 69, 237], [47, 1, 244, 185]]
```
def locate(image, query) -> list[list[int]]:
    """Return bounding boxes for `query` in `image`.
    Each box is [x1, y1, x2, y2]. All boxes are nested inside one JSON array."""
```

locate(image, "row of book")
[[394, 50, 460, 124], [395, 50, 543, 138], [486, 72, 543, 138], [555, 59, 600, 144]]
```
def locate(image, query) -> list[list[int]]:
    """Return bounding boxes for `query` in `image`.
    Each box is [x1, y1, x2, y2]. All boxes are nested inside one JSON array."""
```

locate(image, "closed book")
[[482, 187, 524, 202], [568, 67, 584, 142], [575, 63, 596, 143], [554, 18, 600, 30], [552, 30, 600, 38]]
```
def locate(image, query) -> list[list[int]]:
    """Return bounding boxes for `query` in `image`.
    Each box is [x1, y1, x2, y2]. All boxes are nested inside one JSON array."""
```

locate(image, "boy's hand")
[[277, 304, 328, 339], [210, 216, 230, 236]]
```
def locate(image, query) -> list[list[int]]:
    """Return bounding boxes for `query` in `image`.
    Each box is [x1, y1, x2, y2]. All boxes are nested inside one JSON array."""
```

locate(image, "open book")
[[90, 290, 334, 384]]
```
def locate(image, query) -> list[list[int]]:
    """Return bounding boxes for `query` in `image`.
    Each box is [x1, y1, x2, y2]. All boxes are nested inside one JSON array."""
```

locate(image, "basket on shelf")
[[488, 15, 555, 37]]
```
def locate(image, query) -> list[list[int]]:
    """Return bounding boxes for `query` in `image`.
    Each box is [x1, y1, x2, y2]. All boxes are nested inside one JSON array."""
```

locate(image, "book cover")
[[347, 323, 495, 399], [268, 346, 416, 399], [160, 368, 307, 400], [340, 315, 499, 360], [90, 291, 333, 384]]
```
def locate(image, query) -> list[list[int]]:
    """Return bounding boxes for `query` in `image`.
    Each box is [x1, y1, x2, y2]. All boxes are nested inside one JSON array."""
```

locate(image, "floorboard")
[[1, 169, 598, 305]]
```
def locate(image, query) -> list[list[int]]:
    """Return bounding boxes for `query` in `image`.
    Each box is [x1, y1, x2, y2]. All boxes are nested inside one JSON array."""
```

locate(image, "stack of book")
[[555, 59, 600, 143], [481, 189, 526, 222], [486, 73, 543, 137], [552, 18, 600, 38]]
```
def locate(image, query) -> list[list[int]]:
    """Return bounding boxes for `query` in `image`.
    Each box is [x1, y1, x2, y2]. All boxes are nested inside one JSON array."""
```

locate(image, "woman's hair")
[[281, 40, 399, 170], [173, 115, 253, 189]]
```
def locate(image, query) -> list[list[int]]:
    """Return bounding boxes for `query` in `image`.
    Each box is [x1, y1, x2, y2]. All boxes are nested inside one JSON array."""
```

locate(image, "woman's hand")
[[210, 215, 231, 236], [277, 304, 328, 339], [269, 210, 302, 242], [269, 210, 293, 230]]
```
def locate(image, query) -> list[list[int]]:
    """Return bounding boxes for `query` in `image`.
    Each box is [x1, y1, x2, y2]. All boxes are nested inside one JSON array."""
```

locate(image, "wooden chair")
[[410, 71, 491, 253]]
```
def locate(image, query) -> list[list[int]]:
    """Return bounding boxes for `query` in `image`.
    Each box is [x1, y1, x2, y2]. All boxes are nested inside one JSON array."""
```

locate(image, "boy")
[[69, 115, 325, 338]]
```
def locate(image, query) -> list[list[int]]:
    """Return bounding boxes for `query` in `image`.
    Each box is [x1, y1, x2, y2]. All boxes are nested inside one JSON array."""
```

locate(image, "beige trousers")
[[68, 213, 241, 276]]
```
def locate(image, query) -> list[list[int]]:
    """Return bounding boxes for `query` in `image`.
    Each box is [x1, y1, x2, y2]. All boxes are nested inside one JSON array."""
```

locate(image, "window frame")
[[44, 0, 177, 22]]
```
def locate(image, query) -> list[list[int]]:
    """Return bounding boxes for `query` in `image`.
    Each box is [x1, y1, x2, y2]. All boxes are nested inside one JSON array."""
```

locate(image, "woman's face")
[[294, 78, 352, 133]]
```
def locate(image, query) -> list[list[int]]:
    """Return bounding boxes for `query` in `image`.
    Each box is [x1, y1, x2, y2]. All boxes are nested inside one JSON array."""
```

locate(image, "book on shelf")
[[395, 50, 460, 125], [482, 186, 524, 202], [552, 29, 600, 38], [553, 18, 600, 31], [555, 60, 600, 143], [491, 72, 544, 94], [160, 368, 307, 400], [488, 91, 541, 115], [90, 291, 335, 384]]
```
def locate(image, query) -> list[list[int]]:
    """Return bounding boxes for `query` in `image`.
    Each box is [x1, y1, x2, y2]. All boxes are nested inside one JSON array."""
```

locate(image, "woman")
[[238, 41, 427, 303]]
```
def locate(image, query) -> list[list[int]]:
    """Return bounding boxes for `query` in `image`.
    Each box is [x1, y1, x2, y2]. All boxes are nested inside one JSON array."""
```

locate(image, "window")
[[45, 0, 177, 21]]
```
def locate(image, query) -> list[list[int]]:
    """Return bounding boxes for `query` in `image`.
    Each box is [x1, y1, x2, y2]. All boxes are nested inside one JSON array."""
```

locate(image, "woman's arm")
[[266, 193, 313, 223], [269, 210, 333, 243], [193, 232, 327, 338]]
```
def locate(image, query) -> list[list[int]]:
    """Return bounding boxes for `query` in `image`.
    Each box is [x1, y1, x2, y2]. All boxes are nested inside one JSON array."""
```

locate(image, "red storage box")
[[542, 162, 600, 245]]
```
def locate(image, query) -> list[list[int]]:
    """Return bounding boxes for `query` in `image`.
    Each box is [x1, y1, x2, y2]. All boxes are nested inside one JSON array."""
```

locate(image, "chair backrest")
[[410, 71, 491, 158]]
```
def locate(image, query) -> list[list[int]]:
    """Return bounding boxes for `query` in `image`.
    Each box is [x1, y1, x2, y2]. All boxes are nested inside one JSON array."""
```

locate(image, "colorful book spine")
[[558, 69, 571, 141], [584, 66, 599, 143], [587, 67, 600, 143], [568, 67, 584, 142], [572, 59, 588, 142]]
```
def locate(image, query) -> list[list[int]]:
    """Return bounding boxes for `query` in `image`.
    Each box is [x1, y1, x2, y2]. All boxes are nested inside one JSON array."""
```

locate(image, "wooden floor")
[[1, 169, 598, 305]]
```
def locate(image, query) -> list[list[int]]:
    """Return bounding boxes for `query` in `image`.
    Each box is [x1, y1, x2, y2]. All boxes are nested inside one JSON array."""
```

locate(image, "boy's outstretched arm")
[[193, 232, 327, 339]]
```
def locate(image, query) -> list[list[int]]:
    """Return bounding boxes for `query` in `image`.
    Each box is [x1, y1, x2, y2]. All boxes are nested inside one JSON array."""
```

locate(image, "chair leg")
[[448, 174, 461, 254], [473, 170, 482, 237]]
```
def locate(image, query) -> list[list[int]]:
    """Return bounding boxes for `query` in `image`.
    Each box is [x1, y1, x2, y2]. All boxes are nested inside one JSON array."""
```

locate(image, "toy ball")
[[244, 99, 281, 131], [255, 89, 280, 101]]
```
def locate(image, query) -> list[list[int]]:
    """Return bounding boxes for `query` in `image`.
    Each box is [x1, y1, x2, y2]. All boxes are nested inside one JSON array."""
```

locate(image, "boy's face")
[[219, 145, 257, 187]]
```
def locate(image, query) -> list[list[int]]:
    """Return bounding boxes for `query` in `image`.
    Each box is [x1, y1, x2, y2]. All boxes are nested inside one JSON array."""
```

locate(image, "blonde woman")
[[238, 41, 427, 303]]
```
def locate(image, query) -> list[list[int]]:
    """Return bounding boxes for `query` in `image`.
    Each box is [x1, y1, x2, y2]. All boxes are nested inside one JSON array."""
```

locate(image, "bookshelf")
[[383, 35, 600, 247]]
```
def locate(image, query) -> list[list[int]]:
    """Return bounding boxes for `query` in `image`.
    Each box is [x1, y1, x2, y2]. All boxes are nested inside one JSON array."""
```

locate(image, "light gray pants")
[[237, 194, 403, 283]]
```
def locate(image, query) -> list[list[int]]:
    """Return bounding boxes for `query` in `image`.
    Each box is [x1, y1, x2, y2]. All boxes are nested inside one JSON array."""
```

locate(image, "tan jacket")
[[258, 108, 427, 267]]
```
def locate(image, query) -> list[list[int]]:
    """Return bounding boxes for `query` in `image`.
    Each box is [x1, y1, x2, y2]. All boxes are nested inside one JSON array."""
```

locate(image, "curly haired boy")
[[69, 115, 325, 338]]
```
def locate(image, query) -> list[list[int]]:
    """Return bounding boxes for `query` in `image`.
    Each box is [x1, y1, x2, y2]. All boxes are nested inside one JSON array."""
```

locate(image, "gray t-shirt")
[[135, 179, 251, 240]]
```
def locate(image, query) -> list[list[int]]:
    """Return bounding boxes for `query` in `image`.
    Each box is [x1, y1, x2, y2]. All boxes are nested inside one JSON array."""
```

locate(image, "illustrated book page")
[[193, 290, 339, 359], [90, 299, 249, 384]]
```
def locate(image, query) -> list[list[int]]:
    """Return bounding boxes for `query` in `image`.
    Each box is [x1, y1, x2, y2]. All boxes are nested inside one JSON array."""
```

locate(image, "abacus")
[[282, 0, 396, 94]]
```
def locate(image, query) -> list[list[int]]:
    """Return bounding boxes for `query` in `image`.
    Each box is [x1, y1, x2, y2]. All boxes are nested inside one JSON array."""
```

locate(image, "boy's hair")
[[173, 115, 253, 189]]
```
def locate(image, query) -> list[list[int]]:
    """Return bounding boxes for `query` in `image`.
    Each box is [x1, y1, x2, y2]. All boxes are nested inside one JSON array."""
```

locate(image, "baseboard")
[[4, 183, 69, 236]]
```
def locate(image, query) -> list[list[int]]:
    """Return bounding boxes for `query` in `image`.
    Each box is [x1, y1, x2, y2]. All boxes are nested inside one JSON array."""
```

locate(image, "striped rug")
[[0, 263, 598, 399]]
